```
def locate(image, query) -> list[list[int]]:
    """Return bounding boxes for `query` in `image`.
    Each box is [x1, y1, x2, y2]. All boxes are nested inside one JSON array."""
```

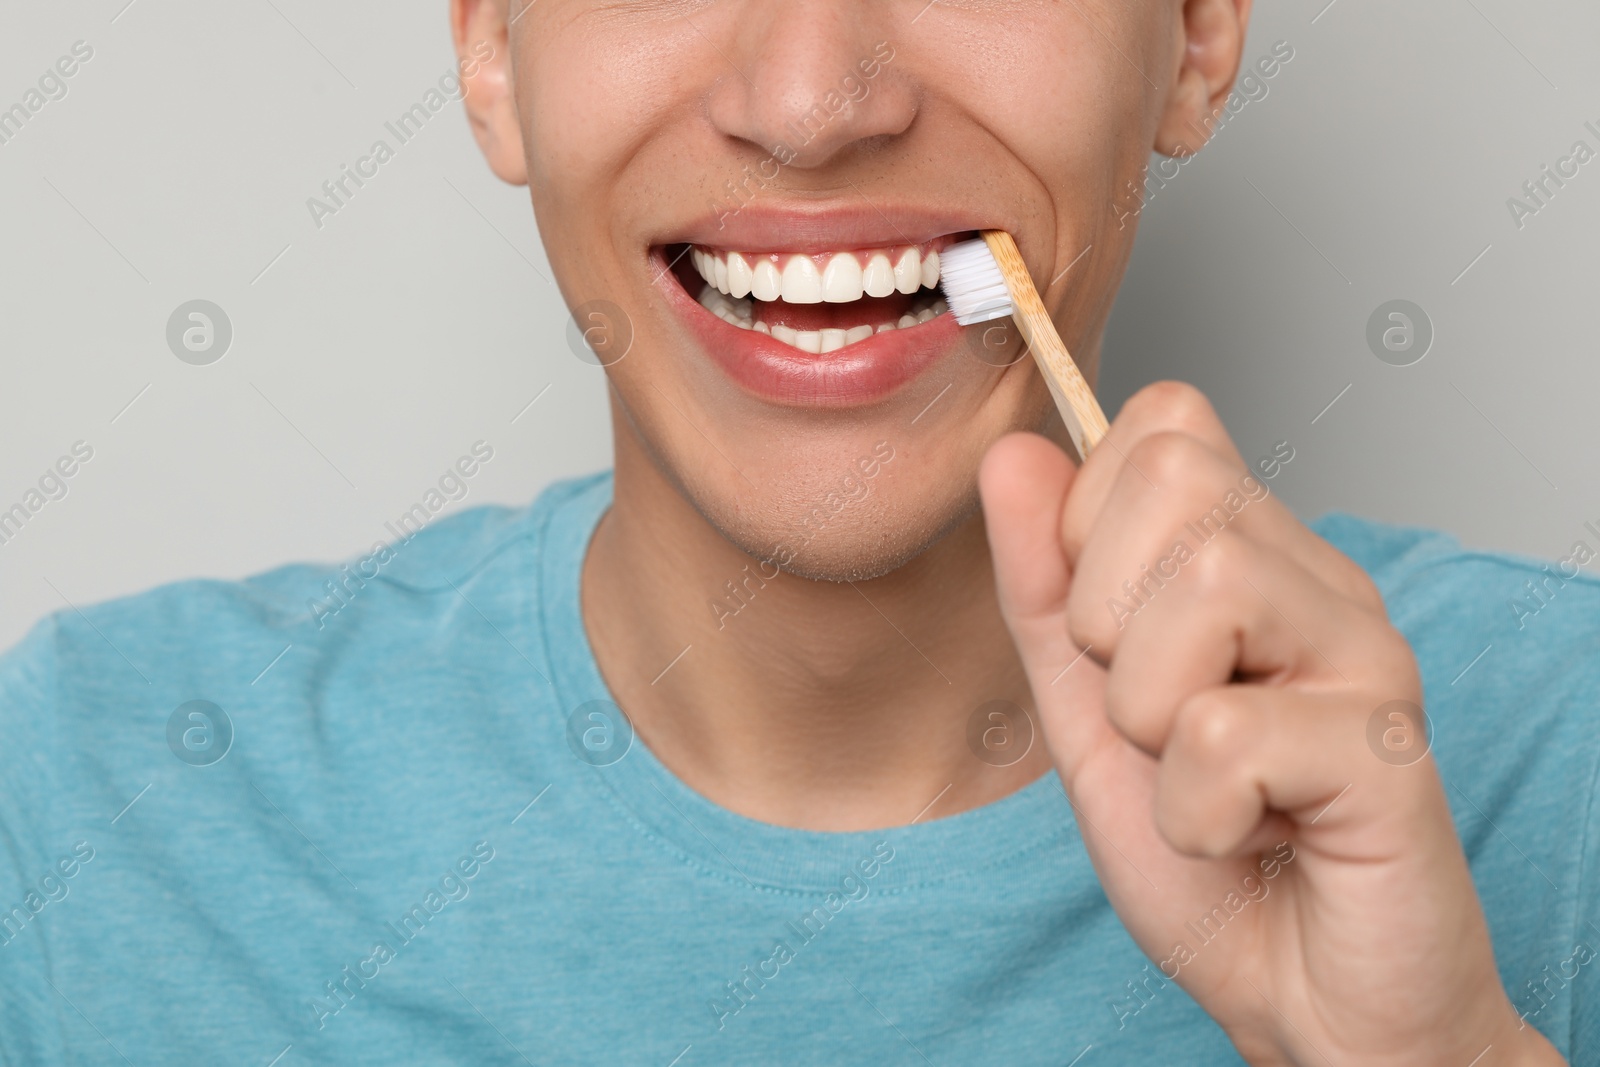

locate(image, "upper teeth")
[[692, 246, 941, 303]]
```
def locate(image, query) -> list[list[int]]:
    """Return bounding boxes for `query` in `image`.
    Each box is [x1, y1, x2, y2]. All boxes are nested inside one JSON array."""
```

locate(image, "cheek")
[[521, 14, 698, 195], [926, 6, 1171, 291], [962, 11, 1164, 167]]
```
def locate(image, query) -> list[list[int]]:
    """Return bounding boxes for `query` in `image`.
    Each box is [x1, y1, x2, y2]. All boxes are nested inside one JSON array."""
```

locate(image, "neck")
[[582, 422, 1052, 832]]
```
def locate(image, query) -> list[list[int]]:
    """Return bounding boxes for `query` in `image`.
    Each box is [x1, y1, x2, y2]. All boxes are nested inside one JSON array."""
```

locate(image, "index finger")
[[1066, 381, 1378, 611]]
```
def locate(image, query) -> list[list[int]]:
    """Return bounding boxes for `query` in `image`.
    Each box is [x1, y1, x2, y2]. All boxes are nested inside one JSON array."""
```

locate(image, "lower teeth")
[[696, 284, 947, 353]]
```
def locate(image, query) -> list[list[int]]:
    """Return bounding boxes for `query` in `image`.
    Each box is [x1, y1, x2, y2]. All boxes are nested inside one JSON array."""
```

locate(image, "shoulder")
[[1311, 510, 1600, 801], [1312, 512, 1600, 905], [0, 472, 613, 721], [1312, 511, 1600, 726], [1311, 511, 1600, 687]]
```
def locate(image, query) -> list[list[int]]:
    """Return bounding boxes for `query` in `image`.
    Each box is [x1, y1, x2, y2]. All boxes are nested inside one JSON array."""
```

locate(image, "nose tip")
[[704, 15, 910, 170]]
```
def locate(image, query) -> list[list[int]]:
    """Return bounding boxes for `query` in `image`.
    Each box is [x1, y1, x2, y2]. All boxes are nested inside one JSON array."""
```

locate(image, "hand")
[[978, 382, 1563, 1066]]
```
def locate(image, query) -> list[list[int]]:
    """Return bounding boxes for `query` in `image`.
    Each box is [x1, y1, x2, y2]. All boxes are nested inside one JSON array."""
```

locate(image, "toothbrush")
[[939, 231, 1110, 461]]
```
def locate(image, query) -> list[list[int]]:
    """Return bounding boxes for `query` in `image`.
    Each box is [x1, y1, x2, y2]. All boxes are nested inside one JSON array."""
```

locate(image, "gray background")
[[2, 0, 1596, 652]]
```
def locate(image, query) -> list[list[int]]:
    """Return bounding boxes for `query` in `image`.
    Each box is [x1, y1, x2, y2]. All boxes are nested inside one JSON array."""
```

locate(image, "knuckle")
[[1126, 380, 1218, 434], [1172, 690, 1256, 768], [1186, 531, 1250, 598], [1127, 431, 1211, 490]]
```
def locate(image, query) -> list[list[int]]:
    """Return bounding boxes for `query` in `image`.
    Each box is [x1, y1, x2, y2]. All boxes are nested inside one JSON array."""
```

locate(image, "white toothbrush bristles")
[[938, 238, 1014, 326]]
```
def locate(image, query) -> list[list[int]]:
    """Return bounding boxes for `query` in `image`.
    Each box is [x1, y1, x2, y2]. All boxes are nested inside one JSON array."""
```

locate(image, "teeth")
[[727, 252, 753, 299], [689, 245, 944, 300], [821, 255, 864, 302], [695, 283, 754, 327], [781, 256, 823, 303], [751, 259, 782, 302], [698, 282, 947, 353], [893, 248, 922, 295], [862, 253, 895, 298]]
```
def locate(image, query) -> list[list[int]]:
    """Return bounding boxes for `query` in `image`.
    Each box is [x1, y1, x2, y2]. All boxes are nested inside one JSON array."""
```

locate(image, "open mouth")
[[650, 214, 981, 407], [665, 235, 960, 356]]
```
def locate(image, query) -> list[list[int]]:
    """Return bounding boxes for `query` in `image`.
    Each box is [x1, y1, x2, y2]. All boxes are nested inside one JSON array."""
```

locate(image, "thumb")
[[978, 432, 1079, 677], [981, 432, 1121, 792]]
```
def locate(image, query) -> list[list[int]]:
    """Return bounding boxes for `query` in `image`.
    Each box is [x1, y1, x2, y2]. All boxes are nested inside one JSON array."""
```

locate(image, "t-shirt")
[[1, 472, 1597, 1066]]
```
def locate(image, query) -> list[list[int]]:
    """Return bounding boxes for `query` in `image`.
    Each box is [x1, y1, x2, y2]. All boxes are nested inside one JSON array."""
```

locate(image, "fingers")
[[1065, 383, 1380, 610], [1065, 382, 1248, 564], [1064, 431, 1389, 658], [1152, 686, 1437, 861], [1089, 534, 1407, 754], [1069, 381, 1247, 519]]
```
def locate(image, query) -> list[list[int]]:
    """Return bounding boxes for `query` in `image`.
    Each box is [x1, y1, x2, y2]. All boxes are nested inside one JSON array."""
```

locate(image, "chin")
[[695, 452, 988, 586]]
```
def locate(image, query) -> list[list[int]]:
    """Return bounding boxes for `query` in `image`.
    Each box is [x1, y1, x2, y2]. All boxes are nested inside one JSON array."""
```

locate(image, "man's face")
[[480, 1, 1196, 580]]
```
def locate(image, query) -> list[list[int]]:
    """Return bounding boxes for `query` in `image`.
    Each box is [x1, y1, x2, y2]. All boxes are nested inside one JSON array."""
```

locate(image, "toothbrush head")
[[938, 236, 1015, 326]]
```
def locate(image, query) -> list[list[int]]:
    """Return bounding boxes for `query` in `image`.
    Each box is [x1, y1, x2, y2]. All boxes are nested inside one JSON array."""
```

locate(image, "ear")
[[451, 0, 527, 185], [1154, 0, 1253, 157]]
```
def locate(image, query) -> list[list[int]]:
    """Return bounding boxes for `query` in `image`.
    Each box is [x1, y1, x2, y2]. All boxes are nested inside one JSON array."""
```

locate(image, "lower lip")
[[652, 247, 963, 407]]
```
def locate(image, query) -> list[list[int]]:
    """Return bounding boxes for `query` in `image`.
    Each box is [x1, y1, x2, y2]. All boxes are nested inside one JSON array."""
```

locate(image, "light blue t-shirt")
[[2, 473, 1598, 1065]]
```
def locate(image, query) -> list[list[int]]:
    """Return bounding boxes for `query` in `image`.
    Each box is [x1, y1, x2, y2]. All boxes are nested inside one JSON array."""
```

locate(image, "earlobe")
[[451, 0, 528, 185], [1153, 0, 1251, 157], [1155, 64, 1213, 157]]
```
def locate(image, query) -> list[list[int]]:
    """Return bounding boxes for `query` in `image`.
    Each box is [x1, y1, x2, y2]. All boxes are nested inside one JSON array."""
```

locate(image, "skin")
[[449, 0, 1565, 1061]]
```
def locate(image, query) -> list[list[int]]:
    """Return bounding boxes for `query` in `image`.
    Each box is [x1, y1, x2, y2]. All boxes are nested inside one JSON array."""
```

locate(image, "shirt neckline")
[[535, 473, 1076, 895]]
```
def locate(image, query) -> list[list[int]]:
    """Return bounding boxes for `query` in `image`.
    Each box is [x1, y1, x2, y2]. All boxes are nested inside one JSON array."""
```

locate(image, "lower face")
[[517, 2, 1172, 580]]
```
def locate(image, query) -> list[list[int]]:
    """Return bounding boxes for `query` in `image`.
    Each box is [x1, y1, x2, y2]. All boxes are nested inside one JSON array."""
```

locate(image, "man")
[[1, 0, 1593, 1063]]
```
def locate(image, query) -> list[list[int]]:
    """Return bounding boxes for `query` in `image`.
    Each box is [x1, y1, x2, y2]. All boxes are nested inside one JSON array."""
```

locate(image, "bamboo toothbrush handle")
[[982, 230, 1110, 460]]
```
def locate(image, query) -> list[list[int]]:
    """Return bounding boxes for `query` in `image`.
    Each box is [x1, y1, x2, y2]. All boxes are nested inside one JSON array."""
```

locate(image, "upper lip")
[[656, 201, 996, 254]]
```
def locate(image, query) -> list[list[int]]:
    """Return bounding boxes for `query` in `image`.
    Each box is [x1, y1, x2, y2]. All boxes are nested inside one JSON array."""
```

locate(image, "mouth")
[[652, 222, 978, 407], [681, 239, 954, 351]]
